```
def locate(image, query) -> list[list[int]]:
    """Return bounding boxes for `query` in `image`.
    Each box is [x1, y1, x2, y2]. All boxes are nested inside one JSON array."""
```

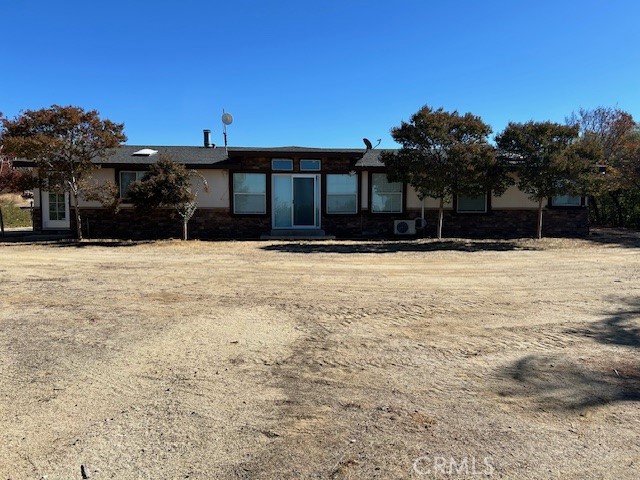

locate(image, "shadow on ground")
[[261, 239, 539, 254], [495, 298, 640, 410], [0, 239, 154, 248], [495, 354, 640, 410], [49, 240, 155, 248], [587, 228, 640, 248], [565, 298, 640, 348]]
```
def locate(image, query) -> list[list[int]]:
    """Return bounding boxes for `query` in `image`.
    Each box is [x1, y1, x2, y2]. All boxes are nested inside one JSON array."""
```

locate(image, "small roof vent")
[[132, 148, 158, 156]]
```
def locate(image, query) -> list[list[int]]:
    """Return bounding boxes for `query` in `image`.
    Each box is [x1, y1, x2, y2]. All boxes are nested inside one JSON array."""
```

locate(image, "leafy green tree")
[[495, 121, 586, 239], [567, 107, 640, 227], [381, 105, 512, 239], [128, 156, 208, 240], [1, 105, 126, 240]]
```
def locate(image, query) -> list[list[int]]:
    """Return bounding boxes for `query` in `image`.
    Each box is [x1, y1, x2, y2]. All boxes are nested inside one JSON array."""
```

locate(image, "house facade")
[[28, 136, 589, 239]]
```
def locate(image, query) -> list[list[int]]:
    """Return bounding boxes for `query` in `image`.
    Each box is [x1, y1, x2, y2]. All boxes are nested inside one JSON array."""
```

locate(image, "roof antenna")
[[221, 109, 233, 153], [363, 138, 381, 151]]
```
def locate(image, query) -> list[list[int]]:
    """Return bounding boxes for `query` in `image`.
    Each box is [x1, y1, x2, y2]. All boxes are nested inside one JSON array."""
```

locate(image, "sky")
[[1, 0, 639, 149]]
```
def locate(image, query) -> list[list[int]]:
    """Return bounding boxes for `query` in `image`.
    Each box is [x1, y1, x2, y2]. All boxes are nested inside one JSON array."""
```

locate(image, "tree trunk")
[[420, 197, 426, 238], [589, 195, 601, 225], [437, 197, 444, 240], [609, 191, 624, 227], [183, 218, 188, 241], [0, 205, 4, 237], [537, 198, 544, 239], [72, 192, 83, 240]]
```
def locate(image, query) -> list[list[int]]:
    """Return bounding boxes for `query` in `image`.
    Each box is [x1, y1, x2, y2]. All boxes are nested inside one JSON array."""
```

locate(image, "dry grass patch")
[[0, 193, 32, 228]]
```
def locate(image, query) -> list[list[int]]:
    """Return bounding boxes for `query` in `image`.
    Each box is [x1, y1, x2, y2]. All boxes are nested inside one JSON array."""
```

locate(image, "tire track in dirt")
[[1, 304, 299, 479]]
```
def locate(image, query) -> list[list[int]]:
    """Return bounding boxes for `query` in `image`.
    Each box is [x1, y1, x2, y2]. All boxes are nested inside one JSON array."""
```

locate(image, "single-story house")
[[23, 131, 589, 239]]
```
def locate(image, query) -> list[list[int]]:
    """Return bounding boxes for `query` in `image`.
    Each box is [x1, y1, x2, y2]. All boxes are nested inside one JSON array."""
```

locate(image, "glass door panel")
[[293, 177, 315, 226], [273, 175, 292, 228]]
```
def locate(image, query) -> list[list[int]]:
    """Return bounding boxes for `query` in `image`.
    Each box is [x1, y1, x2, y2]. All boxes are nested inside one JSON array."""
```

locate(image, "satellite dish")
[[222, 112, 233, 125], [363, 138, 373, 150], [221, 110, 233, 150]]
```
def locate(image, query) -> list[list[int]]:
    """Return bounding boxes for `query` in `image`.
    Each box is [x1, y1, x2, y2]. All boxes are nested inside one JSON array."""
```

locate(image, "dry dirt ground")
[[1, 232, 639, 479]]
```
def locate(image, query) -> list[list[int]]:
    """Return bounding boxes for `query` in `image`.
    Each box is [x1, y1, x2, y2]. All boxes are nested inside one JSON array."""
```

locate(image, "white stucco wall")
[[77, 168, 116, 207], [406, 185, 453, 210], [197, 170, 229, 208], [69, 168, 229, 209], [34, 168, 115, 207], [491, 184, 538, 209], [43, 166, 540, 212]]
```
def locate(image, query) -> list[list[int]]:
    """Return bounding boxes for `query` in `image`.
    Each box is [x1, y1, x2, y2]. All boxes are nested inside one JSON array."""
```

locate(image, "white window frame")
[[233, 173, 267, 214], [457, 194, 487, 213], [326, 174, 358, 214], [42, 191, 71, 229], [48, 192, 67, 221], [300, 159, 321, 171], [371, 173, 402, 213], [119, 171, 146, 199]]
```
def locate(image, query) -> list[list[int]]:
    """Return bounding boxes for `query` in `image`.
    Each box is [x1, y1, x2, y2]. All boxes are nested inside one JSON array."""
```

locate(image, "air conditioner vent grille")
[[394, 220, 416, 235]]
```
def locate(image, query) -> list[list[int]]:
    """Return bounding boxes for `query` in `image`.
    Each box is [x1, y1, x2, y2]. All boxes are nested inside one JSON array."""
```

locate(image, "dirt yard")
[[1, 232, 639, 479]]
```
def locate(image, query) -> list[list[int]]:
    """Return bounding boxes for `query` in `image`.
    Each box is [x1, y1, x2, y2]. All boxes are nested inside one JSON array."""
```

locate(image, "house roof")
[[228, 146, 366, 157], [95, 145, 386, 168], [354, 149, 391, 168], [13, 144, 393, 169], [11, 145, 230, 168], [102, 145, 230, 166]]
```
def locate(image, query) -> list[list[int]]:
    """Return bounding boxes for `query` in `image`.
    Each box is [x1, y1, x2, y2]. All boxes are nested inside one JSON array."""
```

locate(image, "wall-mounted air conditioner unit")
[[394, 219, 416, 235]]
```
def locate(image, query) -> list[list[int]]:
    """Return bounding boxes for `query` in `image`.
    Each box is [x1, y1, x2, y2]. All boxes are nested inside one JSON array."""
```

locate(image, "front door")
[[272, 174, 320, 229], [42, 191, 71, 229]]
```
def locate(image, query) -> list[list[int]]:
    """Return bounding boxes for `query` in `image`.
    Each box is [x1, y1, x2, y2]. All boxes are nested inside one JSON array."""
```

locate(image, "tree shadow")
[[260, 239, 539, 254], [0, 238, 154, 248], [495, 354, 640, 410], [587, 228, 640, 248], [49, 239, 155, 248], [565, 302, 640, 348], [495, 299, 640, 410]]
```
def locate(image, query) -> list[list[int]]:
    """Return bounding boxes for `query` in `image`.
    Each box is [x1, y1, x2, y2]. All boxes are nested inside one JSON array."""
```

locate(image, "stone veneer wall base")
[[32, 207, 589, 240]]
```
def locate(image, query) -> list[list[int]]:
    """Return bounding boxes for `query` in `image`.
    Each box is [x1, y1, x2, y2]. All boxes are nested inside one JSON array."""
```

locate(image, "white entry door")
[[42, 191, 71, 229]]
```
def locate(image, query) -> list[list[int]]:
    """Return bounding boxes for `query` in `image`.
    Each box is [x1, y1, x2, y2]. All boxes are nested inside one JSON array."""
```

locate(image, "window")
[[552, 195, 581, 207], [48, 193, 66, 221], [457, 194, 487, 213], [300, 159, 321, 171], [272, 159, 293, 171], [233, 173, 266, 214], [119, 171, 146, 199], [371, 174, 402, 213], [326, 174, 357, 214]]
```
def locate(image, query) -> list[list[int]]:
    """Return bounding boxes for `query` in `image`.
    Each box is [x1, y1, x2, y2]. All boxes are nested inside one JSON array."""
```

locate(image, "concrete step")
[[261, 229, 335, 240], [269, 229, 328, 236], [261, 234, 336, 240]]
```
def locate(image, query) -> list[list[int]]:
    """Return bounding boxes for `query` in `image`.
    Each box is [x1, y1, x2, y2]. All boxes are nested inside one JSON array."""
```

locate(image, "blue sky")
[[1, 1, 639, 148]]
